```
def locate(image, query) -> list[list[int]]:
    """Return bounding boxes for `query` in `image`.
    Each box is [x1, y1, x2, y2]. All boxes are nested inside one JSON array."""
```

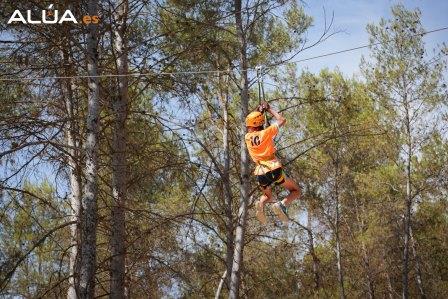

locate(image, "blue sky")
[[296, 0, 448, 76]]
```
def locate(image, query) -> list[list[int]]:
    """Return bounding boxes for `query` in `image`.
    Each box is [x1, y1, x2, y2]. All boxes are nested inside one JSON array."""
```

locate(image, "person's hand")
[[261, 101, 270, 113], [257, 101, 270, 113]]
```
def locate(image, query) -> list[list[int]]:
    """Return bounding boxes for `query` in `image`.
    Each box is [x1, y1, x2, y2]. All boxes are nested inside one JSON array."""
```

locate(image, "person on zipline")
[[245, 102, 301, 224]]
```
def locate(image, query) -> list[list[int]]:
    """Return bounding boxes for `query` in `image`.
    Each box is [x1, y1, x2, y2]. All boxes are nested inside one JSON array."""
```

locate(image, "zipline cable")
[[0, 26, 446, 82]]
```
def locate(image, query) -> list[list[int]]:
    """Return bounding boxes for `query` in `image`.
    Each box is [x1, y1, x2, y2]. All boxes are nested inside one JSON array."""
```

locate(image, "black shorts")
[[256, 167, 285, 189]]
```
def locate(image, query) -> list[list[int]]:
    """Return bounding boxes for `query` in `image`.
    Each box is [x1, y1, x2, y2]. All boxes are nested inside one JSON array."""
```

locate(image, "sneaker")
[[272, 202, 289, 224], [255, 201, 267, 224]]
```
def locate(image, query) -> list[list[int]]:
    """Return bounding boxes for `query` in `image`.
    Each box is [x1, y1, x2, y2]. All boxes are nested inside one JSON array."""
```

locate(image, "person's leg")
[[256, 186, 274, 224], [272, 176, 301, 224], [280, 177, 300, 206], [260, 186, 275, 206]]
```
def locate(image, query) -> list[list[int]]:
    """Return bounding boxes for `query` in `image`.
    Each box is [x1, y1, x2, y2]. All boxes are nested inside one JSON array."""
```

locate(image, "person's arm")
[[266, 105, 286, 127]]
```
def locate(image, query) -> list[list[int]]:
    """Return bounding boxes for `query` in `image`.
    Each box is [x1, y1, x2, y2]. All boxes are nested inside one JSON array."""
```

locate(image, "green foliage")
[[0, 181, 69, 297], [1, 2, 447, 298]]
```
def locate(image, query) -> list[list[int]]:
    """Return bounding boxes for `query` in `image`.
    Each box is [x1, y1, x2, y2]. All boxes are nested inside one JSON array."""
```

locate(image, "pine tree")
[[362, 5, 446, 298]]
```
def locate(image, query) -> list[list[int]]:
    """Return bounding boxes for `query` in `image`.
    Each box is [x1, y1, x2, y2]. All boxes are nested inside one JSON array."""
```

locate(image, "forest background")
[[0, 0, 447, 298]]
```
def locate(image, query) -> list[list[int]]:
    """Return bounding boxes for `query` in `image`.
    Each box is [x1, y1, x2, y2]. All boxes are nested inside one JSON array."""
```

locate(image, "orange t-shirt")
[[245, 123, 282, 175]]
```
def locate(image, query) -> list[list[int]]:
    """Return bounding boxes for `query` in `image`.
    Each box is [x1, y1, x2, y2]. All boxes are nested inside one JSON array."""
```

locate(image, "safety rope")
[[256, 66, 270, 129]]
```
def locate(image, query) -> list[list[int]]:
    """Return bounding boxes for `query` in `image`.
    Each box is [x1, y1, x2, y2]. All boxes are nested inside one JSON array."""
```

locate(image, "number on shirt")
[[250, 136, 261, 146]]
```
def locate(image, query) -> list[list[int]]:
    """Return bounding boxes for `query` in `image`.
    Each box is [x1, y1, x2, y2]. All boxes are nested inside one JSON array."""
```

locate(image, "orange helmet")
[[245, 111, 264, 127]]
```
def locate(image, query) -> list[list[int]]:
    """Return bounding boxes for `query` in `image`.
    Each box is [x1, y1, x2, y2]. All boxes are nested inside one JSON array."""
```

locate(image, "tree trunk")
[[335, 227, 346, 299], [62, 49, 82, 299], [78, 0, 100, 297], [383, 250, 395, 299], [386, 270, 395, 299], [66, 126, 81, 299], [354, 198, 375, 299], [110, 1, 129, 298], [334, 162, 346, 299], [402, 98, 412, 299], [410, 226, 426, 298], [306, 207, 320, 291], [361, 242, 375, 299], [215, 270, 228, 299], [220, 78, 234, 290], [229, 0, 250, 297], [403, 165, 411, 299]]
